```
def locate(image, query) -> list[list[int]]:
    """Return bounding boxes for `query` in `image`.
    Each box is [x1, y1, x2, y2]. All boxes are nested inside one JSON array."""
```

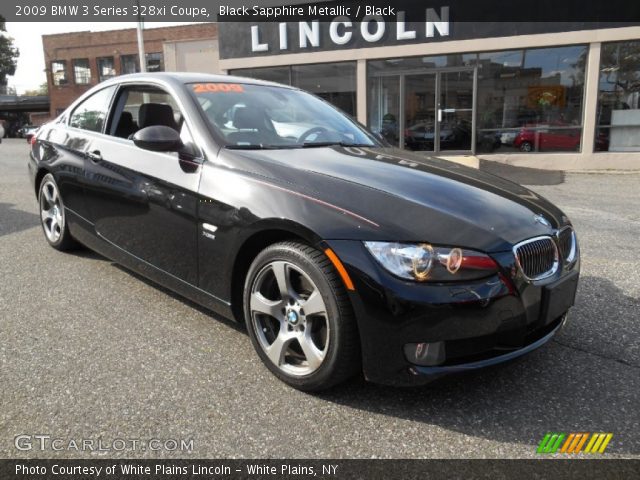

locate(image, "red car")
[[514, 123, 581, 152]]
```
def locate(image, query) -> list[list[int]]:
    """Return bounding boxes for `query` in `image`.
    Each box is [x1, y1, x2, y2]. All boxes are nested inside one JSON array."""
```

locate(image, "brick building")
[[42, 23, 218, 119]]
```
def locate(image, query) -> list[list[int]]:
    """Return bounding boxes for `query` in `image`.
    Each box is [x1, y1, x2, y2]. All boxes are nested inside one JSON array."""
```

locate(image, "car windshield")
[[189, 82, 379, 149]]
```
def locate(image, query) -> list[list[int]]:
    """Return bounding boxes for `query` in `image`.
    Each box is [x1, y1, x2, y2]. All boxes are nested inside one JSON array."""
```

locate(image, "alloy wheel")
[[40, 179, 63, 243], [249, 260, 330, 376]]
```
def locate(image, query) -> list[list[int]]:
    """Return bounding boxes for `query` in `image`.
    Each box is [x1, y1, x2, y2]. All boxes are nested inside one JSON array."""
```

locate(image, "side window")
[[69, 86, 116, 133], [108, 85, 200, 158], [110, 86, 183, 139]]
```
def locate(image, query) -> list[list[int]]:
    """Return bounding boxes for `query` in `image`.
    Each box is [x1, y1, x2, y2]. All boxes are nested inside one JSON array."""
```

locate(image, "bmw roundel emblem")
[[533, 214, 552, 227]]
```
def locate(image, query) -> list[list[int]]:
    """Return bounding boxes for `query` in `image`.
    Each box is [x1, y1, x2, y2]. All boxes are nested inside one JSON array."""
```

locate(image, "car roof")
[[101, 72, 294, 90]]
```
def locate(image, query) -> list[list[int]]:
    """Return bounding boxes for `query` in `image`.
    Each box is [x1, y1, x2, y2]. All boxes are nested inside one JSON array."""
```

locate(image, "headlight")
[[363, 242, 498, 282]]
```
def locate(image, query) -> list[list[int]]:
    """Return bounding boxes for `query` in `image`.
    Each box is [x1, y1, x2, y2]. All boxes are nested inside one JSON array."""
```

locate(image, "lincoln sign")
[[217, 6, 458, 58], [250, 7, 450, 52]]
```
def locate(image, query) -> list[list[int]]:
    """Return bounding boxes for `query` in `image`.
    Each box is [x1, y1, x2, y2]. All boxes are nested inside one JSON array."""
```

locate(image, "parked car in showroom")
[[28, 73, 580, 390], [513, 123, 582, 152]]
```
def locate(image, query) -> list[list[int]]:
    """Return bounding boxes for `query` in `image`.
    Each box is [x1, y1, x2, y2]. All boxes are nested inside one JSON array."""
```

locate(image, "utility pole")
[[136, 1, 146, 72]]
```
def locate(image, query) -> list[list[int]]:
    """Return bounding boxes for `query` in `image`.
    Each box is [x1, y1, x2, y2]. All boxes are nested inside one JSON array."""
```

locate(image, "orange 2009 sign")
[[192, 83, 244, 93]]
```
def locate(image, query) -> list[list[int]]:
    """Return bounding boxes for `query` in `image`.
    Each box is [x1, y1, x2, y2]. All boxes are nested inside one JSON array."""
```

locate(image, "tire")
[[243, 241, 360, 391], [519, 141, 533, 152], [38, 173, 78, 251]]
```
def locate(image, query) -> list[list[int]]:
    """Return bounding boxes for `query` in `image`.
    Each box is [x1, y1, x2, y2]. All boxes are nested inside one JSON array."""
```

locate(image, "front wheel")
[[243, 241, 360, 391], [38, 173, 78, 251]]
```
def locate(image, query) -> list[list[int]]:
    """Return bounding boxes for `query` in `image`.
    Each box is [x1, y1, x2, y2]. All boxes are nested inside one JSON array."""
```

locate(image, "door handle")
[[87, 150, 102, 162], [437, 109, 443, 122]]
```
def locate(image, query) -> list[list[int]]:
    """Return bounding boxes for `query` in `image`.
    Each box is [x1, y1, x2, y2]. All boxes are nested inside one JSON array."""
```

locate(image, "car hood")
[[222, 146, 569, 252]]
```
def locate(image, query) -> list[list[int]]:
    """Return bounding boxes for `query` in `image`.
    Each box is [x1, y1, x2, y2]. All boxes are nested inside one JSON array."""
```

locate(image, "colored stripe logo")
[[537, 433, 613, 454]]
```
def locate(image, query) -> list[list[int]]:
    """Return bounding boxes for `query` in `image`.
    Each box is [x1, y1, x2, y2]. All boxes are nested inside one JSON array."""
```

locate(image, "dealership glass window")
[[476, 45, 587, 153], [97, 57, 116, 82], [51, 60, 68, 86], [595, 40, 640, 152], [121, 54, 139, 75], [369, 55, 477, 75], [291, 63, 356, 117], [72, 58, 91, 85], [232, 66, 291, 85], [231, 62, 357, 117], [69, 86, 116, 133], [145, 52, 164, 72], [368, 47, 587, 153]]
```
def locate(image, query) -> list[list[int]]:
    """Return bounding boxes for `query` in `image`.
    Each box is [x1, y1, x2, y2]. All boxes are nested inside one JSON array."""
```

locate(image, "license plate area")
[[541, 271, 579, 325]]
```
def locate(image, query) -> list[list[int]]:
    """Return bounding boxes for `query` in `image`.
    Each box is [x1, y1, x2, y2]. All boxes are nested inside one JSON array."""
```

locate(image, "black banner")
[[1, 459, 639, 480]]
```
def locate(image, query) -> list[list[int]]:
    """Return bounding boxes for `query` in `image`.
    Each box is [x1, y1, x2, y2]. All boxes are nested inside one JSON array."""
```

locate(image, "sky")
[[4, 22, 198, 94]]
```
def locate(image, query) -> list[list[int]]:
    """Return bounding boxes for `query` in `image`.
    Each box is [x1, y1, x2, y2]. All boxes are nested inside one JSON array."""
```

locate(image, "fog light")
[[404, 341, 446, 366]]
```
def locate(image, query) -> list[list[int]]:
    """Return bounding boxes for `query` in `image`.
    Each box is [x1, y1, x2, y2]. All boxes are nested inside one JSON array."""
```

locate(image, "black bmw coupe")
[[29, 73, 579, 390]]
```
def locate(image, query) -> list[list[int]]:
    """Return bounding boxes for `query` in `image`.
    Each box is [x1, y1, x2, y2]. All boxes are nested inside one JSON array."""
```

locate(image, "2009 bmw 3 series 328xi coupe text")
[[29, 73, 580, 390]]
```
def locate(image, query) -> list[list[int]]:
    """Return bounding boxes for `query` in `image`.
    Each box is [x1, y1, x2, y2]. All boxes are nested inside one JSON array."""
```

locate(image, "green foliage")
[[0, 16, 19, 85]]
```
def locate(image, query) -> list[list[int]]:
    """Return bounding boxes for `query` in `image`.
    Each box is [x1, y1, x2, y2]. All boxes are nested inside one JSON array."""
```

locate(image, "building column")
[[582, 42, 601, 155], [356, 59, 367, 124]]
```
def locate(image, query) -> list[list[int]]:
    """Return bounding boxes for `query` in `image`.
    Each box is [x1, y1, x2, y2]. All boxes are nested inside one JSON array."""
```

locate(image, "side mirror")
[[132, 125, 182, 152]]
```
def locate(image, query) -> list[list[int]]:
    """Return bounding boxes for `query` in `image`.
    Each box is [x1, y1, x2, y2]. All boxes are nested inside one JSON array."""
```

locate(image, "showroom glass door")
[[402, 69, 475, 153], [437, 70, 475, 153], [404, 74, 437, 152]]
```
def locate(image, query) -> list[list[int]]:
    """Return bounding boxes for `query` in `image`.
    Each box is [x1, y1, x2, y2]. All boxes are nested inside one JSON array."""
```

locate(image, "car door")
[[47, 85, 117, 223], [82, 83, 203, 285]]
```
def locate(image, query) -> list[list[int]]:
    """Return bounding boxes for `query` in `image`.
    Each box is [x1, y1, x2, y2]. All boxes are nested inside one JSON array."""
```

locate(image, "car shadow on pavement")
[[480, 160, 565, 186], [0, 202, 39, 237], [109, 262, 246, 334], [316, 274, 639, 455]]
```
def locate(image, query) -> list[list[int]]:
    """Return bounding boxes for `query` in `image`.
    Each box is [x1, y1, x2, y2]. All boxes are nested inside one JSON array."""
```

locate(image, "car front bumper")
[[325, 239, 579, 386], [409, 313, 567, 376]]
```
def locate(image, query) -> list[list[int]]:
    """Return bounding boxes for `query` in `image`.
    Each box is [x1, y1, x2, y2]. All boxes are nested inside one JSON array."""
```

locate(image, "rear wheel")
[[243, 241, 360, 391], [38, 173, 78, 251]]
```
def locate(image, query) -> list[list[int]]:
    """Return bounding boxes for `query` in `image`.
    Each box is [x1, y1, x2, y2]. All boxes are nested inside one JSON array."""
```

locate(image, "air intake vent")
[[514, 236, 559, 281], [558, 227, 577, 264]]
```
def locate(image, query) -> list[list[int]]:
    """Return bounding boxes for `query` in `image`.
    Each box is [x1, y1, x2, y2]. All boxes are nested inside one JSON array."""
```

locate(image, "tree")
[[0, 16, 19, 87], [23, 82, 48, 96]]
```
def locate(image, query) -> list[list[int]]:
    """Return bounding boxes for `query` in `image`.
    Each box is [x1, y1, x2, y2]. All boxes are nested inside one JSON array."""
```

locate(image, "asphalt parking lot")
[[1, 138, 638, 459]]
